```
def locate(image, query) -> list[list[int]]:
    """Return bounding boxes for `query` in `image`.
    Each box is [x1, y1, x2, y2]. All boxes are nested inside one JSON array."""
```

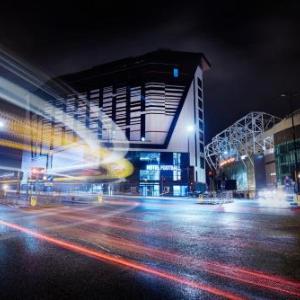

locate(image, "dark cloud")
[[1, 0, 300, 141]]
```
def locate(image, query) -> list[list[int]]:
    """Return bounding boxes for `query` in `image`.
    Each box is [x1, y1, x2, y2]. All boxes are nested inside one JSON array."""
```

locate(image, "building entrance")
[[140, 184, 160, 196]]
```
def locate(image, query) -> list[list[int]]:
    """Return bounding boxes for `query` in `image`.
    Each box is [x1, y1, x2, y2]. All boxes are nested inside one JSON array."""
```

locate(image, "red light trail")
[[23, 207, 300, 298], [5, 204, 300, 298], [51, 224, 300, 298], [0, 219, 243, 300]]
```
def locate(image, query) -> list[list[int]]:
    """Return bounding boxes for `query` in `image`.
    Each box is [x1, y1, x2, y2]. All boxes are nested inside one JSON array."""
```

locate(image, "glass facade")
[[140, 152, 160, 163], [126, 151, 189, 196], [140, 169, 160, 181], [173, 185, 188, 196], [275, 139, 300, 184], [173, 153, 181, 181]]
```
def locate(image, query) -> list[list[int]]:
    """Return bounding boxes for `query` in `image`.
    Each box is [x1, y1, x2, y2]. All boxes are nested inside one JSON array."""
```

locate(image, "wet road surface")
[[0, 197, 300, 299]]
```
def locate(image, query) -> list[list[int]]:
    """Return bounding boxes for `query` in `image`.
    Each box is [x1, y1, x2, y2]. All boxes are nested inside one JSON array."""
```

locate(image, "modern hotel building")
[[21, 49, 210, 196]]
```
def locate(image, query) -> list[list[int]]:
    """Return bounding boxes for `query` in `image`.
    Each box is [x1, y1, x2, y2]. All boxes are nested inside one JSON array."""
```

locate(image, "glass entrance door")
[[140, 184, 160, 196]]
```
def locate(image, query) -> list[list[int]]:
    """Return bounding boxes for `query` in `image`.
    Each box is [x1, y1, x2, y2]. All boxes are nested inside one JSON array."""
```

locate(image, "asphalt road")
[[0, 197, 300, 299]]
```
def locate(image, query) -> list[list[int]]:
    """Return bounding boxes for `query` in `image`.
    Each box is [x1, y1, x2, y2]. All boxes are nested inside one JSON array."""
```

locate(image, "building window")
[[140, 170, 160, 181], [199, 131, 204, 142], [198, 88, 202, 99], [197, 77, 202, 89], [140, 152, 160, 163], [198, 98, 203, 109], [173, 153, 181, 181], [199, 120, 203, 131], [173, 168, 181, 181], [173, 185, 187, 196], [173, 68, 179, 78], [173, 153, 181, 166], [198, 110, 203, 120], [200, 157, 205, 169], [199, 143, 204, 153]]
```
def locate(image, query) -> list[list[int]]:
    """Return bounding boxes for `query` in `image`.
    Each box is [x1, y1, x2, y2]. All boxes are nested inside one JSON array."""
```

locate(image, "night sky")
[[1, 1, 300, 141]]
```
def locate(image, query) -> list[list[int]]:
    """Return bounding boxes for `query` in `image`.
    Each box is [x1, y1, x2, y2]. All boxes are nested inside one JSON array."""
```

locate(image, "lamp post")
[[280, 93, 299, 194]]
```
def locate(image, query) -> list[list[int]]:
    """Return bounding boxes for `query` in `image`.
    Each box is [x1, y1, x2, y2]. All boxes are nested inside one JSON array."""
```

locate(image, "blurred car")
[[188, 191, 208, 198]]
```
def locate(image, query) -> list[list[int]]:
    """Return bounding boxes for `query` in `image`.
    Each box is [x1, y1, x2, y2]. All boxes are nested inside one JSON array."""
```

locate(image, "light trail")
[[3, 200, 299, 298], [0, 219, 242, 300], [0, 76, 131, 173], [27, 210, 300, 298], [28, 205, 293, 257], [56, 225, 300, 298], [0, 49, 134, 183]]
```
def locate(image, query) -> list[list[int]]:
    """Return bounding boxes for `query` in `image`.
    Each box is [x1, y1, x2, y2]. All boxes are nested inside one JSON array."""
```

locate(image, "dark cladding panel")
[[274, 125, 300, 145]]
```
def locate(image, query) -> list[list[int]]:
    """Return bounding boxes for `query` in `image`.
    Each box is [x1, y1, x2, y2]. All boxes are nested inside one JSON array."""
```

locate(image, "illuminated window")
[[173, 153, 181, 165], [140, 152, 160, 163], [173, 68, 179, 78], [140, 170, 160, 181], [173, 185, 188, 196], [173, 153, 181, 181]]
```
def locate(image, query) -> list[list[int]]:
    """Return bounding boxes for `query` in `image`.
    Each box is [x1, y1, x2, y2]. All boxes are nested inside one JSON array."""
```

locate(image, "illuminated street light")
[[0, 120, 5, 129], [2, 184, 8, 191], [187, 125, 194, 132]]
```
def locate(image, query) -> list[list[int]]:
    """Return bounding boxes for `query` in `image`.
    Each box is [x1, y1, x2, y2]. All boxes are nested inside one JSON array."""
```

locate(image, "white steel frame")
[[205, 112, 281, 170]]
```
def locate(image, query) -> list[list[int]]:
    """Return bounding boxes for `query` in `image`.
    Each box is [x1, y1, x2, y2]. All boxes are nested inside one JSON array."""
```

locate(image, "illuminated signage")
[[146, 165, 178, 171], [219, 157, 235, 167]]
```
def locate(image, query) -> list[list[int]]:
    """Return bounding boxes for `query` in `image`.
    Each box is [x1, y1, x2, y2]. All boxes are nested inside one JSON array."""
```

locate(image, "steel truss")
[[205, 112, 281, 170]]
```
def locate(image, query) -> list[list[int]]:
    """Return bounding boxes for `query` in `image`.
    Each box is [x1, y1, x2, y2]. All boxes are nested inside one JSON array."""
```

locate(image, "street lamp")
[[2, 184, 8, 200], [187, 125, 194, 132], [0, 120, 5, 129], [280, 93, 299, 194]]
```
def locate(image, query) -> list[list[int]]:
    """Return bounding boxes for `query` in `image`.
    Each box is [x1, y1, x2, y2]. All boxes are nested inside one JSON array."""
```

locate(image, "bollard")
[[97, 194, 103, 203], [198, 194, 204, 203], [30, 195, 37, 207]]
